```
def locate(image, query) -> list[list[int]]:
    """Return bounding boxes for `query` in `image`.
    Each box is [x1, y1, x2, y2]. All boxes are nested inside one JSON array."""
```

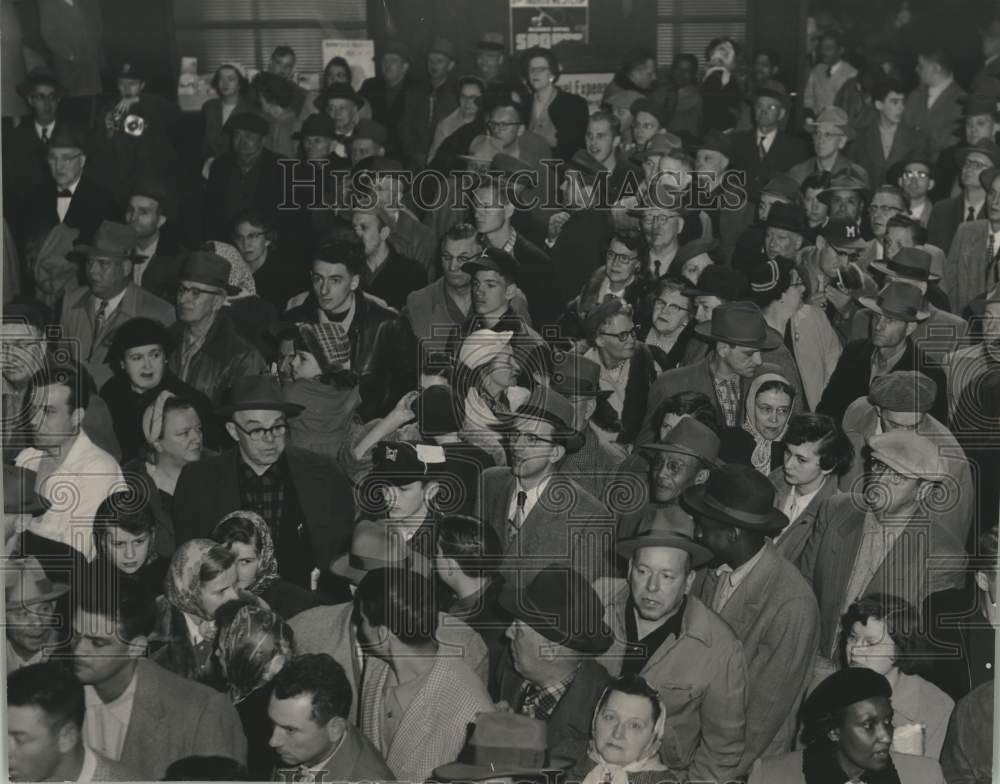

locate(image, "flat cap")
[[868, 371, 938, 414], [866, 430, 943, 479]]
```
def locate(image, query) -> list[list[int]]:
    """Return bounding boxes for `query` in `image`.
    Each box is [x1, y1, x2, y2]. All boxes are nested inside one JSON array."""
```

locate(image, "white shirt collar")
[[134, 235, 159, 260], [59, 178, 81, 197], [84, 666, 138, 711], [758, 127, 777, 144], [927, 77, 954, 103], [509, 474, 553, 521], [827, 60, 843, 76], [93, 286, 128, 316], [780, 478, 827, 523], [35, 121, 56, 139], [75, 745, 98, 784], [597, 276, 630, 303]]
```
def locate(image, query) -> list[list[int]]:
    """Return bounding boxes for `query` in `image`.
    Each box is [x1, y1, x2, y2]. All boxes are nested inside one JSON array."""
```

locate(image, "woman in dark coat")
[[100, 317, 213, 461], [519, 46, 589, 161]]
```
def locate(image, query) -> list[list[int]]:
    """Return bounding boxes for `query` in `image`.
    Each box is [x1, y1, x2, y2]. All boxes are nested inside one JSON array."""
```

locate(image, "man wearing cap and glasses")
[[839, 370, 973, 548], [174, 375, 355, 595], [60, 220, 174, 388], [166, 250, 264, 404], [927, 138, 999, 253], [818, 282, 947, 423], [684, 463, 819, 769], [799, 430, 968, 678], [598, 504, 748, 784]]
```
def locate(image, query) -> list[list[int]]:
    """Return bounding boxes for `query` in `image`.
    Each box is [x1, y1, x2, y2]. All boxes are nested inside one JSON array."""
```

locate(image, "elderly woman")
[[100, 317, 211, 461], [644, 277, 695, 372], [520, 46, 589, 162], [747, 668, 945, 784], [209, 511, 319, 620], [743, 364, 794, 474], [839, 594, 954, 759], [572, 675, 668, 784], [149, 539, 251, 687], [214, 599, 295, 781]]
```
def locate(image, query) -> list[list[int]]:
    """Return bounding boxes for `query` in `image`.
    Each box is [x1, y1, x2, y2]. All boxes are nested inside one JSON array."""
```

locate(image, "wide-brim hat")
[[475, 32, 506, 52], [429, 37, 457, 60], [215, 375, 305, 418], [47, 123, 88, 152], [294, 112, 339, 140], [805, 106, 855, 141], [617, 503, 714, 566], [681, 463, 788, 532], [817, 173, 869, 205], [498, 564, 613, 654], [761, 173, 801, 202], [672, 238, 719, 270], [695, 129, 734, 161], [683, 264, 749, 299], [5, 556, 70, 608], [71, 220, 139, 261], [979, 166, 1000, 192], [960, 93, 999, 118], [640, 416, 721, 467], [858, 281, 930, 322], [3, 466, 49, 516], [694, 301, 782, 349], [179, 250, 240, 295], [506, 387, 586, 454], [225, 111, 269, 137], [955, 139, 1000, 168], [750, 83, 790, 109], [329, 519, 411, 584], [629, 131, 683, 164], [870, 246, 934, 282], [351, 119, 388, 147], [763, 202, 809, 235], [550, 352, 605, 398]]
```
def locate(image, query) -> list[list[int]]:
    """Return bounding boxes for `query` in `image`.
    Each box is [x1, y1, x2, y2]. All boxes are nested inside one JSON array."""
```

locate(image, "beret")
[[803, 668, 892, 728], [868, 371, 937, 414]]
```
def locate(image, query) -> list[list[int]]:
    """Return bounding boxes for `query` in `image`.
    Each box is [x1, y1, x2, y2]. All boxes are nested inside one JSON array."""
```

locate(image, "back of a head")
[[7, 662, 86, 732], [270, 653, 352, 725], [74, 571, 156, 642], [436, 514, 502, 581], [355, 567, 439, 646]]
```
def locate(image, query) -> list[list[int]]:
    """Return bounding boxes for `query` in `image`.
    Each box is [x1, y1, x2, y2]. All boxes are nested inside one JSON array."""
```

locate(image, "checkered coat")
[[360, 652, 494, 782]]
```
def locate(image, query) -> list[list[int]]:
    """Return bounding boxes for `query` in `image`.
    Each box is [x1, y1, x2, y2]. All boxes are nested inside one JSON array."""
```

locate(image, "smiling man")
[[173, 375, 355, 593]]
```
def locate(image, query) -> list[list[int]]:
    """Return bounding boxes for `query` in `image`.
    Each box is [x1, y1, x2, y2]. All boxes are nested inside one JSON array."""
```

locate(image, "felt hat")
[[760, 173, 801, 202], [806, 105, 854, 141], [225, 112, 269, 136], [803, 669, 892, 728], [179, 250, 241, 295], [683, 264, 750, 300], [960, 93, 999, 118], [215, 375, 305, 418], [4, 556, 69, 608], [672, 238, 719, 270], [693, 301, 782, 349], [681, 463, 788, 532], [294, 112, 339, 140], [329, 519, 411, 584], [71, 221, 138, 261], [314, 82, 363, 111], [696, 129, 734, 161], [763, 202, 809, 235], [956, 139, 1000, 168], [434, 714, 564, 781], [105, 316, 173, 368], [3, 466, 48, 516], [549, 352, 604, 398], [617, 503, 713, 566], [630, 131, 683, 164], [411, 385, 463, 436], [351, 119, 388, 147], [475, 32, 506, 52], [641, 416, 721, 467], [429, 37, 457, 60], [380, 40, 412, 61], [858, 281, 930, 322], [46, 123, 88, 152], [817, 172, 868, 205], [17, 66, 61, 99]]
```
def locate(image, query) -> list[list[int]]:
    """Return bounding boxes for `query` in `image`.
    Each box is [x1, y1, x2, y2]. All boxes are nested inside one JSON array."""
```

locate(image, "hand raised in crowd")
[[548, 211, 572, 242]]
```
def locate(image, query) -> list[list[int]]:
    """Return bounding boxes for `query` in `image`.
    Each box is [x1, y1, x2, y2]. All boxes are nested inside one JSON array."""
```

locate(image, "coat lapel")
[[119, 660, 167, 774]]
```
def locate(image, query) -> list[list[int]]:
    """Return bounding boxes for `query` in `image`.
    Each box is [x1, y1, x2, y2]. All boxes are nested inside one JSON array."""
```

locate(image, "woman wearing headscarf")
[[743, 363, 794, 475], [747, 668, 945, 784], [214, 599, 295, 781], [209, 511, 320, 620], [149, 539, 256, 688], [573, 675, 669, 784]]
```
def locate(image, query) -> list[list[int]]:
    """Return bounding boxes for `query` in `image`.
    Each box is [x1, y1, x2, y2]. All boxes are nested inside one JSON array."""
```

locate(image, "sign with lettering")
[[560, 72, 615, 112], [510, 0, 588, 52]]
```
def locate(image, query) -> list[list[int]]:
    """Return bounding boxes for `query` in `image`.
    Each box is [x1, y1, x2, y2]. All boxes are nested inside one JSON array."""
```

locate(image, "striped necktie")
[[507, 490, 527, 545]]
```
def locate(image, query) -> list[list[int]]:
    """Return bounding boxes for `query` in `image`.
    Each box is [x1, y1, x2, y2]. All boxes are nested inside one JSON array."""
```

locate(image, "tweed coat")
[[943, 219, 997, 317], [768, 470, 843, 565], [691, 542, 820, 769]]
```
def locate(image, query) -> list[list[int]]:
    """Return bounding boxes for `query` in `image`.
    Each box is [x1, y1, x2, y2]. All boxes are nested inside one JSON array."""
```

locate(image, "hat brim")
[[680, 484, 788, 533], [869, 259, 938, 282], [70, 246, 139, 262], [640, 441, 721, 468], [214, 400, 306, 418], [328, 552, 367, 585], [617, 530, 714, 567], [857, 297, 931, 322], [498, 592, 613, 654], [692, 321, 783, 350], [180, 277, 241, 296], [763, 220, 807, 235], [6, 581, 70, 608], [434, 755, 575, 781]]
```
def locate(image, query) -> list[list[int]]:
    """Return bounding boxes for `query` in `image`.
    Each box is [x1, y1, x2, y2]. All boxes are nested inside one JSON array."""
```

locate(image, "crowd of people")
[[1, 10, 999, 784]]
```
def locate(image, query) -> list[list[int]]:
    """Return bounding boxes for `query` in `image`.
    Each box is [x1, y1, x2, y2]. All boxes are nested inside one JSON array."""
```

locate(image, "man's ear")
[[551, 444, 566, 464], [504, 282, 517, 302], [127, 634, 148, 658], [350, 274, 360, 292], [694, 468, 710, 485], [836, 136, 848, 151], [225, 421, 240, 443], [684, 569, 697, 592], [56, 721, 79, 754], [905, 321, 919, 337], [504, 201, 516, 221], [156, 214, 167, 231], [326, 715, 347, 746], [975, 570, 990, 594], [927, 178, 936, 191], [70, 406, 86, 431]]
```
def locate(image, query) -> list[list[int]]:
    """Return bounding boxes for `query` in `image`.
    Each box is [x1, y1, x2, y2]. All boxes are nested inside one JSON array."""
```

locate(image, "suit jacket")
[[943, 219, 997, 317], [797, 492, 967, 657], [289, 603, 489, 724], [496, 650, 611, 765], [90, 749, 141, 781], [730, 129, 811, 200], [359, 76, 418, 158], [903, 81, 967, 159], [816, 338, 948, 425], [134, 231, 186, 301], [927, 195, 984, 256], [511, 232, 557, 329], [839, 396, 973, 546], [173, 446, 355, 580], [117, 658, 247, 780], [2, 119, 58, 229], [747, 749, 945, 784], [848, 121, 929, 188], [691, 543, 820, 768], [597, 587, 747, 783], [922, 586, 996, 701], [59, 282, 175, 388], [547, 89, 590, 162], [768, 470, 843, 565], [480, 467, 614, 585], [273, 723, 393, 783], [20, 172, 118, 249]]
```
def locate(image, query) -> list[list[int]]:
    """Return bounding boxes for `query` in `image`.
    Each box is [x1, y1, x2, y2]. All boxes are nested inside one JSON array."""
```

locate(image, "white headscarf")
[[581, 684, 669, 784]]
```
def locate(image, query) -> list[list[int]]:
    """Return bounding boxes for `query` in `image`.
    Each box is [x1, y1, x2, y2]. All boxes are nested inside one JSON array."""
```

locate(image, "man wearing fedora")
[[126, 177, 186, 301], [166, 250, 265, 405], [268, 653, 393, 782], [684, 463, 820, 768], [598, 504, 748, 783], [728, 175, 804, 272], [799, 430, 968, 674], [638, 301, 781, 445], [817, 281, 947, 423], [480, 386, 614, 586], [761, 202, 809, 268], [173, 375, 355, 592], [434, 713, 561, 782], [494, 565, 613, 766], [788, 107, 868, 186], [839, 371, 973, 547], [927, 138, 998, 253], [59, 220, 174, 388], [851, 79, 931, 191], [928, 93, 997, 202], [730, 85, 810, 203], [4, 556, 70, 674], [945, 162, 1000, 316], [291, 520, 488, 723], [399, 37, 459, 170]]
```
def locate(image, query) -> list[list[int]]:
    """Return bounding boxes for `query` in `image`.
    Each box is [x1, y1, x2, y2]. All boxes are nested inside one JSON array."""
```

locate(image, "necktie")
[[94, 299, 109, 336], [40, 127, 49, 144], [57, 189, 72, 198], [653, 259, 662, 279], [967, 205, 977, 221], [990, 233, 1000, 287], [758, 135, 767, 159], [507, 490, 527, 545]]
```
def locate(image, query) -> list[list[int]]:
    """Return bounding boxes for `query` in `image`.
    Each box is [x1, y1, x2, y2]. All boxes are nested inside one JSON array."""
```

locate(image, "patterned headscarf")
[[215, 602, 293, 704], [213, 510, 280, 596], [203, 240, 257, 298], [581, 683, 668, 784], [165, 538, 227, 633], [743, 369, 792, 475]]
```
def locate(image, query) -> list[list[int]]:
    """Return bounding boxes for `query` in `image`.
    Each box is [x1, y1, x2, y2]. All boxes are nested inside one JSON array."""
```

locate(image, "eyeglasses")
[[656, 457, 695, 476], [870, 459, 904, 484], [641, 213, 672, 226], [47, 152, 82, 165], [812, 130, 845, 141], [528, 65, 551, 75], [653, 299, 689, 313], [833, 248, 864, 262], [231, 420, 288, 442], [234, 231, 266, 243], [605, 250, 639, 265], [510, 431, 559, 447], [635, 120, 659, 131], [599, 326, 640, 343], [789, 278, 807, 289], [869, 204, 904, 215], [177, 284, 221, 301], [441, 253, 479, 266], [962, 158, 991, 171]]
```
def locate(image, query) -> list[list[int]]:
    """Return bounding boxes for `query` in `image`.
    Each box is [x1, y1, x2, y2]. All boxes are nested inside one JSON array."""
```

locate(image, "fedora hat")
[[352, 119, 388, 147], [858, 281, 930, 322], [617, 503, 713, 566], [806, 106, 855, 141], [693, 301, 782, 350], [979, 165, 1000, 192], [507, 386, 586, 455], [817, 172, 868, 204], [3, 466, 49, 516], [215, 375, 305, 418], [763, 202, 809, 235], [329, 519, 411, 584], [294, 112, 338, 140], [434, 714, 567, 781], [5, 556, 70, 608], [681, 463, 788, 532], [870, 246, 933, 281], [47, 123, 88, 152], [672, 238, 719, 270], [314, 82, 363, 111], [641, 416, 721, 467], [956, 139, 1000, 168], [695, 129, 734, 161], [226, 111, 269, 136], [629, 131, 683, 164], [17, 66, 61, 100], [498, 564, 613, 654], [71, 220, 138, 261], [550, 352, 605, 398], [961, 93, 999, 118], [179, 250, 240, 295], [429, 37, 457, 60], [761, 173, 801, 202], [475, 32, 506, 52]]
